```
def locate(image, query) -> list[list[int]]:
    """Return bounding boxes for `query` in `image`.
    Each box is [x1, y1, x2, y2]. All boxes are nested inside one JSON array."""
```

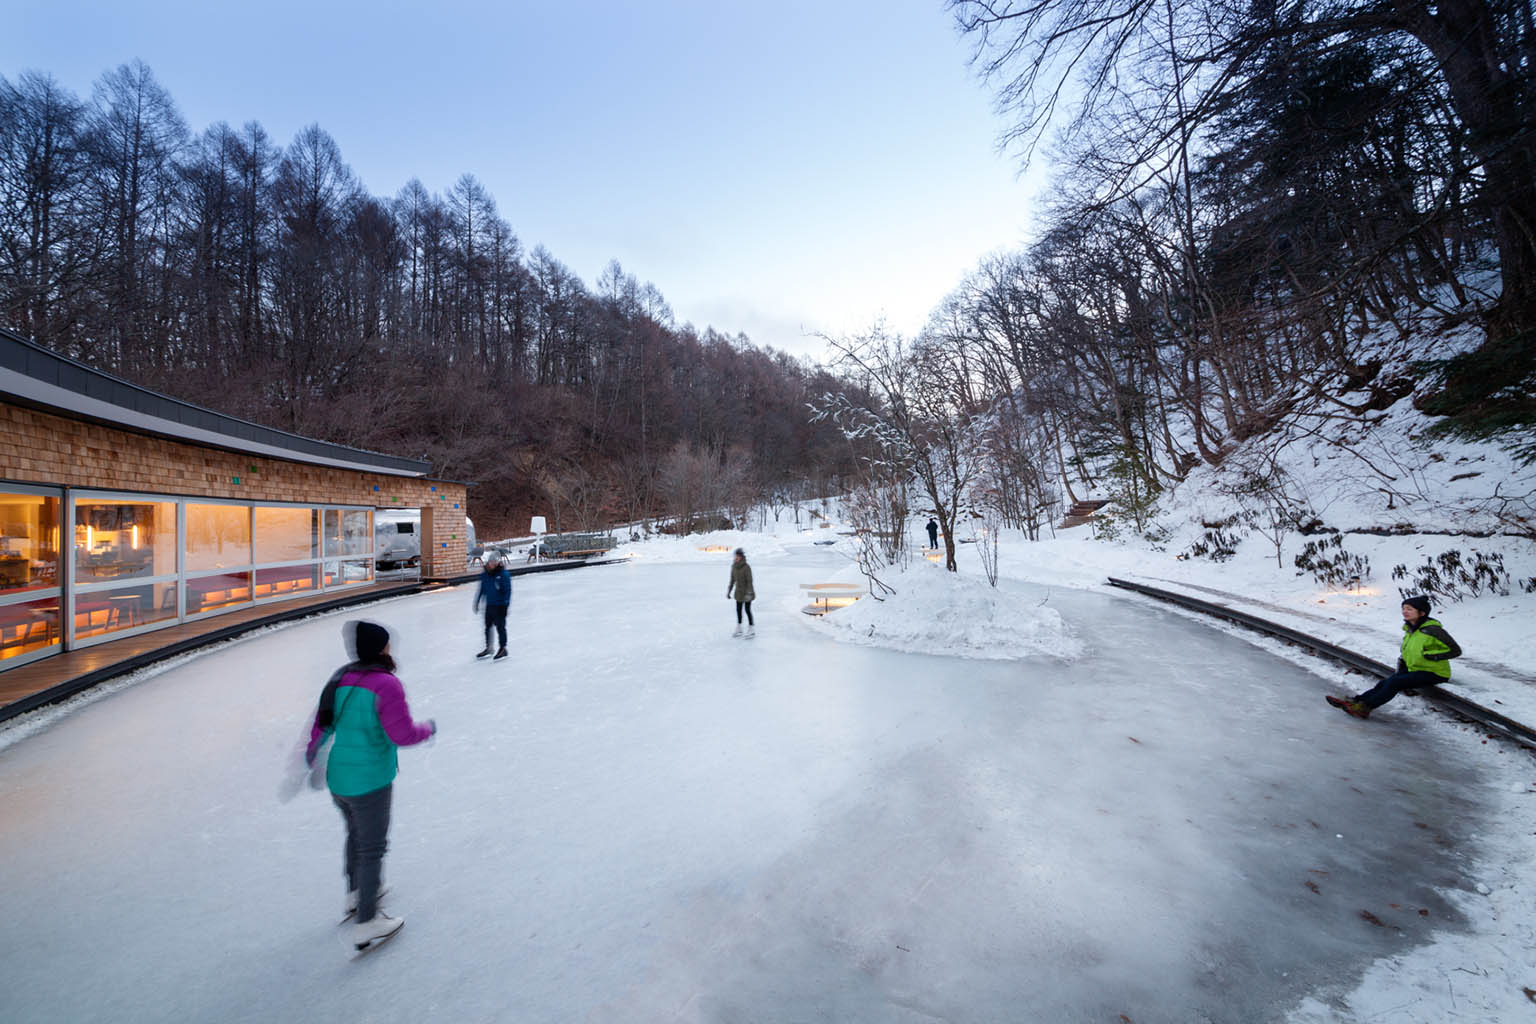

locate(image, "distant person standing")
[[474, 552, 512, 660], [1327, 596, 1462, 718], [728, 547, 755, 636], [307, 621, 436, 954], [926, 518, 939, 548]]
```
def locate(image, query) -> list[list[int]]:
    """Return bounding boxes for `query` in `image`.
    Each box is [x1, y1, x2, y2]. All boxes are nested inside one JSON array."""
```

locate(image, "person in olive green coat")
[[728, 548, 755, 635], [1327, 595, 1461, 718]]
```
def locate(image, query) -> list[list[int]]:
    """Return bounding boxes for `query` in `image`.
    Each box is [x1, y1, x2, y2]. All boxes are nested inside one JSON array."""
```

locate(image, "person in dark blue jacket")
[[473, 552, 512, 660]]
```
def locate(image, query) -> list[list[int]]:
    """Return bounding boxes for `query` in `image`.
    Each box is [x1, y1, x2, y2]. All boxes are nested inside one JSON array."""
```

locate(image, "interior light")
[[131, 525, 140, 550]]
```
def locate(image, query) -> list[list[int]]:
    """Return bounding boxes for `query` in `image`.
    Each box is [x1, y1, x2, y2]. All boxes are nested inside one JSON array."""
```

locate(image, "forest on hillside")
[[0, 62, 861, 536], [814, 0, 1535, 572], [3, 0, 1532, 553]]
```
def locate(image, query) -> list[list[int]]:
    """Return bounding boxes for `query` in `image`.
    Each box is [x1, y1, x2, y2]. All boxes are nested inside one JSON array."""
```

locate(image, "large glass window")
[[186, 571, 252, 615], [1, 490, 387, 668], [74, 499, 177, 583], [323, 510, 340, 557], [324, 558, 374, 588], [0, 490, 61, 593], [253, 563, 319, 600], [186, 504, 252, 571], [254, 506, 318, 563], [73, 582, 178, 639], [0, 596, 61, 663], [342, 509, 371, 555], [323, 509, 371, 557]]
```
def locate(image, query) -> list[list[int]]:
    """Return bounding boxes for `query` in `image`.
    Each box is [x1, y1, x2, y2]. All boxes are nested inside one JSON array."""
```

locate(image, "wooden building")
[[0, 326, 469, 672]]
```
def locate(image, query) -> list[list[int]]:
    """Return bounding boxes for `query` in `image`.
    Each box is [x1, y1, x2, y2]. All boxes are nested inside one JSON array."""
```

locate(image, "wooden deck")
[[0, 580, 424, 721]]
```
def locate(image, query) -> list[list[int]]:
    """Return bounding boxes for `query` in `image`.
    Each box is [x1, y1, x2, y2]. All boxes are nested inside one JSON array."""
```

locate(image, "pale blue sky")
[[6, 0, 1046, 357]]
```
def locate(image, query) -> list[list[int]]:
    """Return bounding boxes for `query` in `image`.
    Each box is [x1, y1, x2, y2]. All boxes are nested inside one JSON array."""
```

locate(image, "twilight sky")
[[5, 0, 1047, 358]]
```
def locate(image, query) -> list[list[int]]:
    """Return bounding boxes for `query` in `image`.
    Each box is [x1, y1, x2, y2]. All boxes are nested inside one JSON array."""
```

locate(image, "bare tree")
[[655, 441, 750, 532], [611, 456, 655, 534], [554, 465, 605, 531], [951, 0, 1536, 414], [0, 72, 94, 351], [85, 60, 188, 372], [815, 324, 985, 571], [269, 123, 359, 427], [843, 470, 906, 598]]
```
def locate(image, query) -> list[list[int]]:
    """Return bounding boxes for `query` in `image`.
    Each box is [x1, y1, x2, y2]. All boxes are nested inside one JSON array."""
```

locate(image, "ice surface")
[[0, 542, 1496, 1022]]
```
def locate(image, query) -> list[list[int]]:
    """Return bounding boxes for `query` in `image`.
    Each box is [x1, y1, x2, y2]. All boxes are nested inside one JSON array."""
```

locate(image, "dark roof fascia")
[[0, 327, 433, 478]]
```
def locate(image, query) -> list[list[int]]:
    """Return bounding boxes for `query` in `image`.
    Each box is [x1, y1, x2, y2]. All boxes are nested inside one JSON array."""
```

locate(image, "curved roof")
[[0, 326, 433, 478]]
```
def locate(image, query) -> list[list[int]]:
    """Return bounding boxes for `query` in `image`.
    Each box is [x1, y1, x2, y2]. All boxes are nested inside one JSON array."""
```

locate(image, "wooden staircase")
[[1060, 500, 1110, 529]]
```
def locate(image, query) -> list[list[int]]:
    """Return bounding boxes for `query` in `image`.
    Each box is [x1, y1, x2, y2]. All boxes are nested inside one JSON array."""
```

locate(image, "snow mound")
[[610, 529, 795, 564], [808, 562, 1083, 661]]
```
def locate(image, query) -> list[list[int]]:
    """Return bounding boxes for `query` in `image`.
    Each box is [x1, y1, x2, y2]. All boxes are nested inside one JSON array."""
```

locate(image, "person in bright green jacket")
[[307, 620, 435, 951], [1327, 595, 1461, 719]]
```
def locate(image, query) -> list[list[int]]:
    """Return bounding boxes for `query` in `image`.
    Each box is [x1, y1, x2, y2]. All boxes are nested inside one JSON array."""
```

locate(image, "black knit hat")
[[350, 620, 390, 664], [1402, 595, 1432, 617]]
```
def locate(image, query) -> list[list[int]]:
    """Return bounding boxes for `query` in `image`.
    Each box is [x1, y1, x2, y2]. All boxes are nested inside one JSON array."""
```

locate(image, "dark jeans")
[[483, 604, 508, 650], [927, 530, 938, 547], [333, 784, 392, 923], [1357, 670, 1443, 709], [736, 601, 754, 625]]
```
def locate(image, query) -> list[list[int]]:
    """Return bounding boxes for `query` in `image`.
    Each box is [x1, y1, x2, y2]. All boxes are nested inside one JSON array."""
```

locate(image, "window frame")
[[0, 482, 64, 669]]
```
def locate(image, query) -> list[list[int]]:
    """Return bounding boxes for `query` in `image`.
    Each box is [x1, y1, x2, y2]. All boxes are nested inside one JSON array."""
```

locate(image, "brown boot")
[[1343, 700, 1372, 719]]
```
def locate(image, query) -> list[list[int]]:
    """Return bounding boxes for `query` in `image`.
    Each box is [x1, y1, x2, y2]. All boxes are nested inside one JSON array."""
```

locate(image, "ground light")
[[800, 582, 864, 615], [1315, 584, 1383, 604]]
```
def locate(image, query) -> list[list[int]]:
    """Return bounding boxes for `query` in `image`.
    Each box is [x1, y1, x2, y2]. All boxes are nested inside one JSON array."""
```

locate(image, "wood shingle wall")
[[0, 402, 468, 577]]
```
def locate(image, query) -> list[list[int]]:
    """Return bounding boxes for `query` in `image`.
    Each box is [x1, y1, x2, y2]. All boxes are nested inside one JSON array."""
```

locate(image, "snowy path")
[[0, 545, 1492, 1022], [1131, 573, 1536, 695]]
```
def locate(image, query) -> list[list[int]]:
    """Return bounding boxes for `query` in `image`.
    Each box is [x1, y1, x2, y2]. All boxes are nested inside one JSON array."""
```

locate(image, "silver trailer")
[[374, 510, 477, 570]]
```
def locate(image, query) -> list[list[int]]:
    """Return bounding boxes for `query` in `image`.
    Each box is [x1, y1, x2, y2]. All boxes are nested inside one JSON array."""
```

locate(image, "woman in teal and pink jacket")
[[307, 620, 435, 952]]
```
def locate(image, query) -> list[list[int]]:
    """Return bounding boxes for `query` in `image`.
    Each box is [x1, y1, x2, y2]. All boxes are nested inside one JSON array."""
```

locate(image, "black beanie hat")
[[352, 620, 390, 664], [1403, 595, 1432, 617]]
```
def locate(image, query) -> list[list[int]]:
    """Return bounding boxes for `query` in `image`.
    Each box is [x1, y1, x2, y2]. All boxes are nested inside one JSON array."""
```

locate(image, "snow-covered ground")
[[947, 525, 1536, 1023], [1, 517, 1533, 1021], [623, 494, 1536, 1022]]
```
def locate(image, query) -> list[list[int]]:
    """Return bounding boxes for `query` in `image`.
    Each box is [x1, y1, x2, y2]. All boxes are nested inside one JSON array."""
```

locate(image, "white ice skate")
[[349, 911, 404, 955]]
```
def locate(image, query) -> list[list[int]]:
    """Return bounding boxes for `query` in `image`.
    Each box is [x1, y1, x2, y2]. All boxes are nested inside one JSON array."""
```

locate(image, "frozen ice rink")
[[0, 544, 1490, 1022]]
